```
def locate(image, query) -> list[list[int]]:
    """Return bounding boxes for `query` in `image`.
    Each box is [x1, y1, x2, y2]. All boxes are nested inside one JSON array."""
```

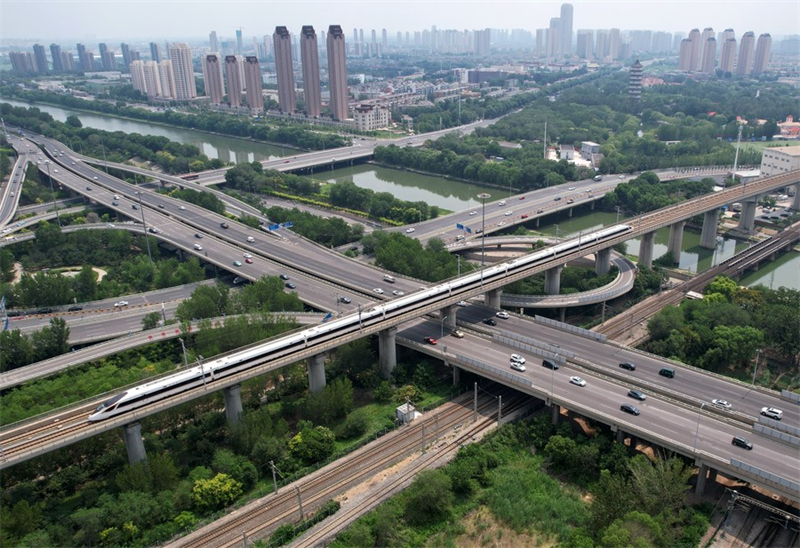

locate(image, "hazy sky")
[[1, 0, 798, 43]]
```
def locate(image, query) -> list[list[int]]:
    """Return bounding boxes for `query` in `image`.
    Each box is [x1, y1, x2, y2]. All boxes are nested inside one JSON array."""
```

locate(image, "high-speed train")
[[89, 224, 633, 421]]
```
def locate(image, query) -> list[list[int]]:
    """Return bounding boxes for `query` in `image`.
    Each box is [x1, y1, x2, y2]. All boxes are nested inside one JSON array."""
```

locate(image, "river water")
[[6, 98, 798, 289]]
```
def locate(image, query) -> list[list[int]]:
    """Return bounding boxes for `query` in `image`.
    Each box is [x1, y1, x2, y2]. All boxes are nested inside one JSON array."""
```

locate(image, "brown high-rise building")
[[752, 33, 771, 75], [244, 56, 264, 111], [678, 39, 693, 71], [273, 26, 296, 114], [203, 54, 225, 104], [700, 37, 716, 73], [686, 29, 701, 71], [300, 26, 322, 118], [698, 27, 714, 69], [719, 38, 737, 73], [225, 55, 243, 107], [737, 32, 755, 75], [326, 25, 348, 120]]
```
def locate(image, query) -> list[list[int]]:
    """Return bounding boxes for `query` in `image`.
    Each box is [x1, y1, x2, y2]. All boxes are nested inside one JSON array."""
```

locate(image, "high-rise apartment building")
[[32, 44, 48, 73], [50, 44, 63, 72], [61, 51, 75, 71], [686, 29, 700, 71], [595, 30, 608, 60], [273, 26, 296, 114], [576, 30, 593, 59], [210, 31, 219, 53], [547, 17, 560, 57], [244, 56, 264, 110], [300, 26, 322, 118], [149, 42, 162, 62], [225, 55, 243, 107], [203, 54, 225, 104], [609, 28, 621, 60], [737, 32, 755, 75], [698, 28, 714, 69], [9, 52, 36, 72], [475, 29, 491, 56], [143, 61, 163, 99], [752, 33, 771, 75], [326, 25, 348, 120], [700, 37, 716, 73], [168, 43, 196, 100], [236, 29, 244, 56], [130, 60, 146, 95], [719, 38, 737, 73], [121, 43, 132, 71], [560, 3, 573, 55], [99, 43, 116, 71], [678, 39, 693, 70], [158, 61, 176, 99], [76, 43, 86, 64]]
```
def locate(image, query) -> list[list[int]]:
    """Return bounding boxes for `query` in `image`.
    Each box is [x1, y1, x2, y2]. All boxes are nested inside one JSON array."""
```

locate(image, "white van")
[[383, 274, 395, 283]]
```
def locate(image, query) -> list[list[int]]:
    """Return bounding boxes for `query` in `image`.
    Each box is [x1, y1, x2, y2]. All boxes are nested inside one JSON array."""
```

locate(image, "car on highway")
[[132, 204, 139, 210], [451, 329, 465, 338], [179, 206, 186, 210], [232, 260, 242, 267], [392, 289, 404, 296], [285, 282, 296, 289], [542, 359, 559, 370], [628, 389, 646, 401], [279, 274, 290, 280], [373, 288, 384, 294], [195, 233, 203, 239], [220, 222, 229, 229], [619, 362, 636, 371], [483, 318, 497, 326], [405, 228, 415, 233], [712, 399, 732, 410], [114, 195, 120, 199], [194, 244, 203, 250], [457, 300, 468, 307], [112, 201, 119, 206], [245, 258, 253, 264], [496, 311, 509, 319], [570, 376, 586, 387], [243, 253, 252, 259], [504, 211, 513, 216], [93, 176, 98, 180], [68, 305, 83, 312], [537, 208, 544, 214], [510, 354, 526, 364], [246, 236, 255, 242], [469, 211, 477, 216], [158, 204, 165, 209], [85, 186, 91, 191], [731, 436, 753, 450], [510, 361, 526, 372], [519, 195, 525, 200], [498, 200, 506, 206], [423, 336, 438, 345], [521, 214, 529, 219], [567, 198, 574, 204], [498, 221, 506, 227], [148, 227, 158, 234], [620, 404, 640, 416], [114, 300, 129, 307], [339, 296, 352, 304], [568, 187, 575, 191], [761, 407, 783, 420], [554, 196, 561, 201]]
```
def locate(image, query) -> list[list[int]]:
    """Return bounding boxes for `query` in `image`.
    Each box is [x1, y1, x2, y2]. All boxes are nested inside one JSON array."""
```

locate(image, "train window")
[[94, 392, 128, 412]]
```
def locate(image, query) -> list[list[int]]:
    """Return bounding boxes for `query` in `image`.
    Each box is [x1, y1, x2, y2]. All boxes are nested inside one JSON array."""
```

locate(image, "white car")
[[93, 176, 98, 180], [504, 211, 513, 216], [498, 200, 506, 206], [496, 311, 509, 319], [712, 399, 732, 410], [246, 236, 255, 243], [510, 354, 526, 364], [457, 300, 468, 307], [392, 289, 404, 296], [498, 221, 505, 227], [568, 187, 575, 191], [570, 376, 587, 387], [114, 300, 129, 307], [373, 288, 384, 294], [114, 195, 120, 200], [194, 244, 203, 251], [243, 253, 252, 259], [405, 228, 415, 233], [510, 361, 526, 372], [179, 206, 186, 210], [761, 407, 783, 420], [469, 211, 477, 216]]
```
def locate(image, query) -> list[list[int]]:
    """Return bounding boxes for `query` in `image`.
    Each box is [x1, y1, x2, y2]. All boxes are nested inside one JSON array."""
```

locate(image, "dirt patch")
[[441, 506, 555, 548], [9, 264, 107, 284]]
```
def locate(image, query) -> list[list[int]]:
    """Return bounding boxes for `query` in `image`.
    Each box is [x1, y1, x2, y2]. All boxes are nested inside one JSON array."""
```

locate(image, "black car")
[[68, 305, 83, 312], [112, 201, 119, 206], [339, 296, 352, 304], [628, 389, 646, 401], [220, 222, 229, 229], [284, 282, 296, 289], [620, 404, 640, 416], [542, 359, 559, 370], [195, 233, 203, 239], [554, 196, 562, 201], [483, 318, 497, 326], [132, 204, 139, 210], [280, 274, 290, 280], [619, 362, 636, 371], [731, 436, 753, 450]]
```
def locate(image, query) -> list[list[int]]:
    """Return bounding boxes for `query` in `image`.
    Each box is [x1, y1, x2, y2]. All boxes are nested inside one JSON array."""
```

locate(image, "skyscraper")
[[326, 25, 348, 120], [737, 32, 755, 75], [32, 44, 48, 73], [300, 26, 322, 118], [244, 56, 264, 111], [130, 60, 147, 95], [203, 54, 225, 104], [168, 43, 196, 100], [547, 17, 561, 57], [142, 61, 163, 99], [686, 29, 701, 71], [700, 38, 716, 73], [149, 42, 162, 62], [61, 51, 75, 71], [560, 3, 573, 56], [273, 26, 296, 114], [121, 43, 132, 71], [158, 61, 176, 99], [609, 28, 621, 60], [719, 38, 737, 73], [576, 30, 593, 59], [210, 31, 219, 53], [225, 55, 243, 107], [752, 33, 771, 75], [50, 44, 63, 72], [236, 29, 244, 56], [475, 29, 490, 56], [99, 43, 116, 71], [678, 39, 693, 70], [698, 28, 715, 70]]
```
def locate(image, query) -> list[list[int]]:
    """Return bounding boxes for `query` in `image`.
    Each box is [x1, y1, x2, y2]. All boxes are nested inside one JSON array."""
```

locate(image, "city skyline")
[[1, 1, 797, 42]]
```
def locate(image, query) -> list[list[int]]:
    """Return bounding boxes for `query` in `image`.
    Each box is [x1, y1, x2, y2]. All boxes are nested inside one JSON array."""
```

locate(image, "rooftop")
[[764, 146, 800, 157]]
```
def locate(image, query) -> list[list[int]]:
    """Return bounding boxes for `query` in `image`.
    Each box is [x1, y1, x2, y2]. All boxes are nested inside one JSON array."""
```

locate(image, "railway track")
[[170, 387, 526, 548]]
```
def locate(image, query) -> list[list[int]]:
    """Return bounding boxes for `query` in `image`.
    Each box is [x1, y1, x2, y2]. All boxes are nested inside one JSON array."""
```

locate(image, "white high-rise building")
[[158, 60, 176, 99], [168, 43, 196, 100], [130, 60, 146, 95], [143, 60, 163, 99]]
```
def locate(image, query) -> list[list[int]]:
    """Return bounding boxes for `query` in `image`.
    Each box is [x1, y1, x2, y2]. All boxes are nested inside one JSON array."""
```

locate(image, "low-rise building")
[[580, 141, 601, 159], [353, 104, 390, 131], [760, 145, 800, 176]]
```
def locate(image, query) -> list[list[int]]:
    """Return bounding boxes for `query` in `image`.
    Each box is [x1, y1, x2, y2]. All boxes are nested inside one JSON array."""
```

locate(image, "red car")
[[521, 214, 529, 219], [423, 336, 438, 345], [245, 258, 254, 264], [519, 195, 526, 200]]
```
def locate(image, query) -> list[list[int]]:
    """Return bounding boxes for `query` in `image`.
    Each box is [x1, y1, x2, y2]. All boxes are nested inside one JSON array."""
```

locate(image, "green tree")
[[403, 469, 454, 525], [191, 473, 243, 513], [705, 275, 738, 301], [288, 425, 335, 465], [142, 311, 162, 330], [627, 454, 692, 516], [65, 114, 83, 128], [211, 449, 258, 489], [72, 265, 98, 302], [30, 317, 70, 361]]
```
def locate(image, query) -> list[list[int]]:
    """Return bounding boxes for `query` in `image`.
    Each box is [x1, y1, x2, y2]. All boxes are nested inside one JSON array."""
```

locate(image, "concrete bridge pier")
[[568, 207, 573, 217], [595, 247, 612, 276], [439, 305, 457, 329], [452, 365, 461, 385], [616, 429, 625, 443], [485, 288, 503, 309], [793, 185, 800, 210], [224, 384, 243, 424], [308, 353, 326, 393], [551, 404, 560, 425], [738, 199, 758, 233], [559, 308, 566, 322], [700, 209, 719, 249], [639, 231, 655, 268], [378, 327, 397, 379], [544, 265, 564, 295], [696, 463, 709, 495], [123, 422, 147, 465], [667, 221, 685, 263]]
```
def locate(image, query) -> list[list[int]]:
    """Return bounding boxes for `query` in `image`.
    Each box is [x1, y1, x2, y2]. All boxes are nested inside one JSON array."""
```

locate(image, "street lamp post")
[[477, 192, 491, 284], [440, 315, 448, 342], [457, 254, 461, 277], [693, 403, 707, 453], [43, 161, 61, 227], [551, 352, 559, 399], [752, 349, 762, 386], [334, 292, 341, 317], [136, 191, 153, 265], [178, 338, 189, 369], [555, 224, 559, 244], [198, 355, 207, 387]]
